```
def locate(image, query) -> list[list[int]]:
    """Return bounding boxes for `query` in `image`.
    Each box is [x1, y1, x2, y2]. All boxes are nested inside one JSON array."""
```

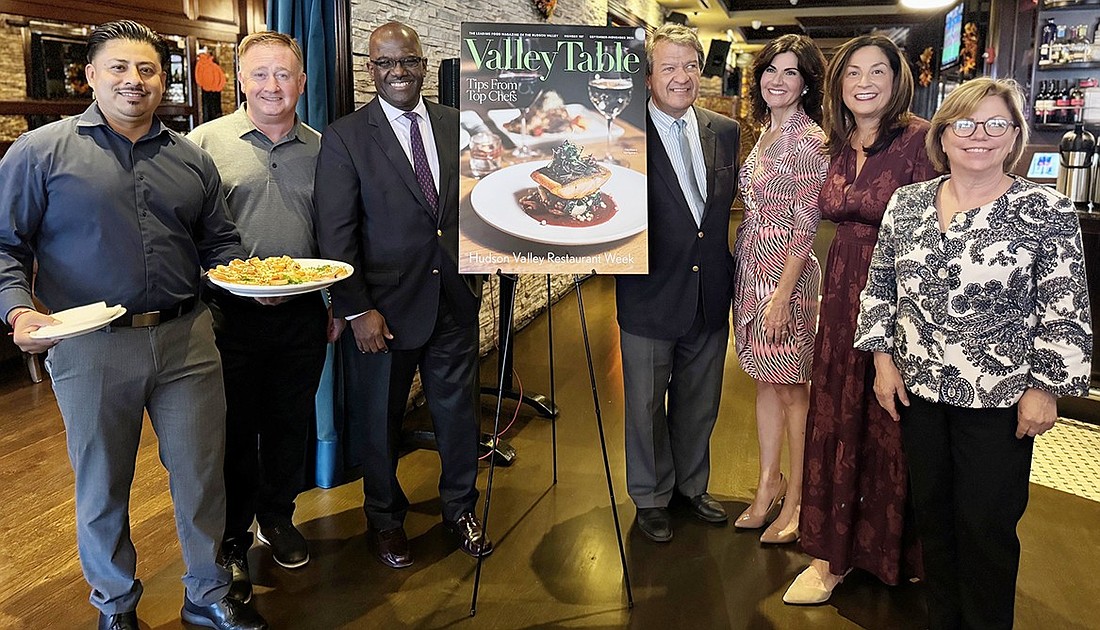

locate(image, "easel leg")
[[470, 272, 518, 616], [547, 274, 558, 485], [573, 274, 634, 607]]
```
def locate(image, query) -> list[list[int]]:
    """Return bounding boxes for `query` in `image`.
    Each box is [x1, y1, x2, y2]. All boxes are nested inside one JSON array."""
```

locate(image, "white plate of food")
[[486, 101, 624, 148], [29, 302, 127, 340], [469, 142, 646, 246], [207, 256, 354, 297]]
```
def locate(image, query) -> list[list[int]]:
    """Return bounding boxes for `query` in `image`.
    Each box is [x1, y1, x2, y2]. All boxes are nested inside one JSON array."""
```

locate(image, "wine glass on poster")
[[498, 66, 543, 158], [588, 72, 633, 165]]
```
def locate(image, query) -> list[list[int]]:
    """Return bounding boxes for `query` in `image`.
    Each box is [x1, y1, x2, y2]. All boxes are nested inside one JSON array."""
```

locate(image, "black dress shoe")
[[635, 507, 672, 542], [369, 526, 413, 568], [220, 538, 253, 603], [98, 611, 138, 630], [689, 493, 729, 523], [256, 517, 309, 569], [443, 512, 494, 558], [181, 596, 267, 630]]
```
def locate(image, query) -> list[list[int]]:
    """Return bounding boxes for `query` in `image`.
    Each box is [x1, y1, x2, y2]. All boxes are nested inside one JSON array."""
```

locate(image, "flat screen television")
[[941, 3, 963, 69]]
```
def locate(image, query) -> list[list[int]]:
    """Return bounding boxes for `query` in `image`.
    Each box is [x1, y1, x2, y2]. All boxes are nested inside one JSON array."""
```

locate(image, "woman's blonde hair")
[[926, 77, 1029, 173]]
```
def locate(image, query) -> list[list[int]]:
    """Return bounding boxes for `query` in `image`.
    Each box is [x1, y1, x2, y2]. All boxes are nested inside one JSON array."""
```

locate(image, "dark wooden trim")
[[0, 0, 241, 41], [333, 0, 353, 121]]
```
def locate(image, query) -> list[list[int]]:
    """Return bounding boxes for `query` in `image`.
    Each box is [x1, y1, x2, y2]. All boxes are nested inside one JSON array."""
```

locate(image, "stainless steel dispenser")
[[1058, 121, 1095, 210], [1092, 136, 1100, 211]]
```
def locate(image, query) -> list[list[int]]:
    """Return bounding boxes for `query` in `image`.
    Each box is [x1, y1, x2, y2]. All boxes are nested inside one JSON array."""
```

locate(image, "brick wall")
[[0, 15, 29, 141]]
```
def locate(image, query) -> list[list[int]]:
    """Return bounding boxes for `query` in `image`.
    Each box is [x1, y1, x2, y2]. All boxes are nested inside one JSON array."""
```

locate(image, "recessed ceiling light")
[[900, 0, 955, 8], [766, 26, 775, 31]]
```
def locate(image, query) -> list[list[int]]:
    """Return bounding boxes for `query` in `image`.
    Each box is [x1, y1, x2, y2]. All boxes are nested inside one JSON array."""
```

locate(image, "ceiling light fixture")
[[751, 19, 762, 29], [900, 0, 955, 9], [766, 26, 775, 31]]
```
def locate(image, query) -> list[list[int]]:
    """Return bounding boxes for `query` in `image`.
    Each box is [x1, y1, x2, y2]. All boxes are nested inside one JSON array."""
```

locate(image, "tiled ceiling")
[[656, 0, 951, 53]]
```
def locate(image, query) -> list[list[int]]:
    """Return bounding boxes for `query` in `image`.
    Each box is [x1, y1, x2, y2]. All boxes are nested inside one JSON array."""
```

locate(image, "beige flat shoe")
[[734, 475, 787, 529], [783, 564, 843, 605]]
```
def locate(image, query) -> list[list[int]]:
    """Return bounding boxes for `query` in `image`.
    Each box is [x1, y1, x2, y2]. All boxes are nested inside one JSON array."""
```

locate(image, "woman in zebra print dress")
[[732, 35, 829, 544]]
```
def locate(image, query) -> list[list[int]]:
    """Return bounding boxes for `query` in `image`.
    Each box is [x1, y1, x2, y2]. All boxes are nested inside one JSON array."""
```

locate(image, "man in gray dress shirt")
[[0, 20, 265, 630], [189, 31, 330, 605]]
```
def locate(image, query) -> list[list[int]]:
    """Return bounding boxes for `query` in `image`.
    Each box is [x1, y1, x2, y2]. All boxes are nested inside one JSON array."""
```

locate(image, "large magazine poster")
[[458, 22, 648, 274]]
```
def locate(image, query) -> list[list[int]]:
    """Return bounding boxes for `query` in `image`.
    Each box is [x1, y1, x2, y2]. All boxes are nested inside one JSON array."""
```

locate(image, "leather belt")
[[112, 297, 196, 328]]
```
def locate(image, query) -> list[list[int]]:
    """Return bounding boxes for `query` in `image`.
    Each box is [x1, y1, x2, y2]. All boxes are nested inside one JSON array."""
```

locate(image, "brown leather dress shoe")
[[444, 512, 494, 558], [369, 526, 412, 568]]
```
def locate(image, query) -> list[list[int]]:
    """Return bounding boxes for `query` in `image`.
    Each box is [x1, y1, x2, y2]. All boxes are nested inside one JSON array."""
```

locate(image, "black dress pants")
[[342, 295, 480, 532], [899, 393, 1034, 630], [207, 291, 328, 542]]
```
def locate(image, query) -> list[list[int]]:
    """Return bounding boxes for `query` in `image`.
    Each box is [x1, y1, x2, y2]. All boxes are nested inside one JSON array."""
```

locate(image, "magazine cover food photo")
[[458, 22, 648, 274]]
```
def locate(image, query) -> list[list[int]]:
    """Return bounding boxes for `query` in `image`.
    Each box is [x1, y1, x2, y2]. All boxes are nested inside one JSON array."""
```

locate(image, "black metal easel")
[[469, 272, 633, 615], [480, 274, 559, 419]]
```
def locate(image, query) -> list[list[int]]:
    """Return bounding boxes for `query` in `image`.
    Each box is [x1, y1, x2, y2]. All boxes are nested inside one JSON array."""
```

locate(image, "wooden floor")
[[2, 275, 1099, 629]]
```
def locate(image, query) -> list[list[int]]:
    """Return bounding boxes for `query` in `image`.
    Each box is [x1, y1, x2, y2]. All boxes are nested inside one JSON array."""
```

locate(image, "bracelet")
[[8, 308, 35, 330]]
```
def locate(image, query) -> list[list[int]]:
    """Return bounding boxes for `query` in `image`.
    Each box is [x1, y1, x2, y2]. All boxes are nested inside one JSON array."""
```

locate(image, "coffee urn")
[[1058, 121, 1095, 211]]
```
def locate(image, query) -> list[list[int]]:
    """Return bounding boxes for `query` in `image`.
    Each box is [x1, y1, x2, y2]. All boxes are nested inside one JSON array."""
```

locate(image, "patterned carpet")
[[1031, 417, 1100, 503]]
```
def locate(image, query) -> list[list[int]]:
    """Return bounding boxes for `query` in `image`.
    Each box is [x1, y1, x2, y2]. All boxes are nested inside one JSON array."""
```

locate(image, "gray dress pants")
[[45, 305, 230, 614], [620, 315, 729, 509]]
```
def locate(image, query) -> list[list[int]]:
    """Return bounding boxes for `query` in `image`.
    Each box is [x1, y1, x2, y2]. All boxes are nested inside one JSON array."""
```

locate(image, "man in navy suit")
[[615, 24, 740, 543], [313, 21, 489, 568]]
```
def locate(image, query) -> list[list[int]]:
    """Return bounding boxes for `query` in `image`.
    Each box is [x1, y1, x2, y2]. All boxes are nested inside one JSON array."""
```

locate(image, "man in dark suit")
[[615, 24, 741, 543], [313, 21, 490, 568]]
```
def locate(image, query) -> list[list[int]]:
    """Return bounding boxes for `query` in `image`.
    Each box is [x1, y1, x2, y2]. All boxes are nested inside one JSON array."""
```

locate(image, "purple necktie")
[[403, 111, 438, 214]]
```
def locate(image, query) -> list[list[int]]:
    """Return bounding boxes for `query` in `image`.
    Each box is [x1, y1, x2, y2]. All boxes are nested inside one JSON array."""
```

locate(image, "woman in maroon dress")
[[783, 35, 938, 605]]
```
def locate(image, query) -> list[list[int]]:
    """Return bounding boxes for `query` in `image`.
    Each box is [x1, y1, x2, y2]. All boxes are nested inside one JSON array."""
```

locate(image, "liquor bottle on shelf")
[[1071, 80, 1086, 122], [1035, 81, 1049, 126], [1093, 16, 1100, 62], [1056, 24, 1068, 65], [1040, 18, 1057, 66], [1040, 81, 1056, 126], [1071, 25, 1089, 64], [1063, 80, 1077, 125]]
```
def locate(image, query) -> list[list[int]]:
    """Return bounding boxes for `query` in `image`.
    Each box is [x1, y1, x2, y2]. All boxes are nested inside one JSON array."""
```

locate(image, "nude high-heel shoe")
[[734, 475, 787, 529], [760, 504, 800, 544]]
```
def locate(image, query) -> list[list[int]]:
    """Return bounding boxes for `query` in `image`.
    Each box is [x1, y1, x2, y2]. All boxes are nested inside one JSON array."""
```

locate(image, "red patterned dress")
[[798, 118, 938, 584], [733, 109, 828, 384]]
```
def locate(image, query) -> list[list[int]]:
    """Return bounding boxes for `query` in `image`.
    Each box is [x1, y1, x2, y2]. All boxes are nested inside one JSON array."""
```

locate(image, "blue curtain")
[[268, 0, 337, 131], [268, 0, 344, 488]]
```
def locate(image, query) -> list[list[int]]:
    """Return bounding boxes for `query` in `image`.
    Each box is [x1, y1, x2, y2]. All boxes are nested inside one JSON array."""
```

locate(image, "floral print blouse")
[[854, 175, 1092, 408]]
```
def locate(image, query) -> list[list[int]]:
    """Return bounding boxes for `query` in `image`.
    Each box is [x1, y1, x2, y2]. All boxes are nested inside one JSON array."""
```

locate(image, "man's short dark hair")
[[87, 20, 170, 69]]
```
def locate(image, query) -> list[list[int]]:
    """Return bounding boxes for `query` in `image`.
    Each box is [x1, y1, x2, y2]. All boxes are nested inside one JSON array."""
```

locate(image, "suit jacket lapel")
[[427, 101, 456, 224], [697, 108, 718, 221], [366, 98, 435, 218], [646, 115, 695, 222]]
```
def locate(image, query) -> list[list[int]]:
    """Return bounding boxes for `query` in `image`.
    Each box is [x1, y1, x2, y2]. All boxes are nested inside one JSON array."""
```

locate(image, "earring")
[[801, 87, 808, 96]]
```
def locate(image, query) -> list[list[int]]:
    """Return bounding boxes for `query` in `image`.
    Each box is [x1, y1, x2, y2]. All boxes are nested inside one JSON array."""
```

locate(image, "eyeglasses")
[[370, 56, 426, 71], [949, 118, 1017, 138]]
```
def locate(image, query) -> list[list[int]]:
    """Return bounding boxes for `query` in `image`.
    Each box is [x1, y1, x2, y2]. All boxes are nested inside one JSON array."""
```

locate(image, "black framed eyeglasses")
[[370, 56, 426, 71], [950, 117, 1017, 138]]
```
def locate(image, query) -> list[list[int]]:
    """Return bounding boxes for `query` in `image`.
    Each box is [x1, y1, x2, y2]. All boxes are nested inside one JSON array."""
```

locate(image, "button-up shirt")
[[648, 99, 708, 215], [188, 105, 321, 258], [379, 96, 440, 194], [855, 175, 1092, 408], [0, 103, 244, 319]]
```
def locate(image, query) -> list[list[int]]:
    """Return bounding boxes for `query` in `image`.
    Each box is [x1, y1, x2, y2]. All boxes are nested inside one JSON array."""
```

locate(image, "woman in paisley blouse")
[[732, 34, 828, 544], [855, 77, 1091, 629], [785, 35, 938, 605]]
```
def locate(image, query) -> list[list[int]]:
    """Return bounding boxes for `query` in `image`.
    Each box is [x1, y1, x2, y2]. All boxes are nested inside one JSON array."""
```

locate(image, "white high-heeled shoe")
[[783, 563, 848, 605]]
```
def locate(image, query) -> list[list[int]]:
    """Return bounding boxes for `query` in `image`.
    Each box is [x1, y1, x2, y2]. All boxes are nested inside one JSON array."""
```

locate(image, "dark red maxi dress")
[[798, 119, 938, 584]]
